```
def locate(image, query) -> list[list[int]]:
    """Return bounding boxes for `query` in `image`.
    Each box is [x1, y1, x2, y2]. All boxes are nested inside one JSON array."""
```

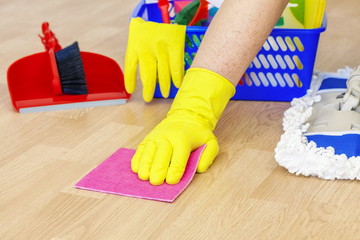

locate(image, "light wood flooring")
[[1, 0, 360, 239]]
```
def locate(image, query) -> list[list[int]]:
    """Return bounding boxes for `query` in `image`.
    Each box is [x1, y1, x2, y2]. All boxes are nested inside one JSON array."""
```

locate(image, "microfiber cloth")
[[74, 145, 205, 202]]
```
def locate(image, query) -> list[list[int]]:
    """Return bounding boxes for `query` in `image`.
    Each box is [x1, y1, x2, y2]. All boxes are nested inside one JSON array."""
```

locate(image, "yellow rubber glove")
[[124, 17, 186, 102], [131, 68, 235, 185]]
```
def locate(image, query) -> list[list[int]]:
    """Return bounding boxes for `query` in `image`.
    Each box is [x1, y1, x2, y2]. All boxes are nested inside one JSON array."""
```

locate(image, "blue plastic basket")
[[132, 0, 327, 101]]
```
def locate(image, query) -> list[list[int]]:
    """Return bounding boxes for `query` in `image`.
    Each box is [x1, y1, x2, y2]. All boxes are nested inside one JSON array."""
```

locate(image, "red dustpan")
[[7, 23, 130, 113]]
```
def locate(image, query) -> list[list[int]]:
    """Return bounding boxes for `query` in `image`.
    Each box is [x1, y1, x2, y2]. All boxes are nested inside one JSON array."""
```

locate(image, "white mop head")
[[274, 67, 360, 180]]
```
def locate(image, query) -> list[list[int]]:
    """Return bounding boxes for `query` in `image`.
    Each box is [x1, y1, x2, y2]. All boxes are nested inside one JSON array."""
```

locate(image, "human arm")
[[132, 0, 290, 185], [192, 0, 289, 85]]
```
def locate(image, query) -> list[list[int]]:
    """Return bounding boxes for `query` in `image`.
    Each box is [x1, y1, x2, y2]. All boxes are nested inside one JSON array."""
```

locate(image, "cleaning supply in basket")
[[158, 0, 171, 23], [206, 0, 222, 8], [304, 0, 326, 28], [7, 22, 130, 113], [188, 0, 208, 26], [278, 2, 305, 28], [279, 0, 326, 29], [173, 0, 202, 25], [173, 0, 209, 26]]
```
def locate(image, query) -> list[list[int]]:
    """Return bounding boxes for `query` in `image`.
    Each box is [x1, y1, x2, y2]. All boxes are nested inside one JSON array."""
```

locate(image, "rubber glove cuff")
[[168, 68, 236, 129]]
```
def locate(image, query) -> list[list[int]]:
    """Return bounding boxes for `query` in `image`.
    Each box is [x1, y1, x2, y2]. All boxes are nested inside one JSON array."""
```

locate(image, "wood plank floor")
[[1, 0, 360, 239]]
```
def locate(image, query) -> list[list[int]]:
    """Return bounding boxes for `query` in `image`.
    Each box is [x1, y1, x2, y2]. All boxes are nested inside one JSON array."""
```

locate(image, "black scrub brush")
[[39, 22, 88, 95]]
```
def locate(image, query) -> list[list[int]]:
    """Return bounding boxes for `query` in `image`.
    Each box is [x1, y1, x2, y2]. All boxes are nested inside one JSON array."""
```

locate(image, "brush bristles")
[[55, 42, 88, 95]]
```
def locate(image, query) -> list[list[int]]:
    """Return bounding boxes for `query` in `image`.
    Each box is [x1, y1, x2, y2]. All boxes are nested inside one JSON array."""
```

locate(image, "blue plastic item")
[[306, 134, 360, 158], [305, 77, 360, 158], [132, 0, 327, 101], [318, 77, 347, 90]]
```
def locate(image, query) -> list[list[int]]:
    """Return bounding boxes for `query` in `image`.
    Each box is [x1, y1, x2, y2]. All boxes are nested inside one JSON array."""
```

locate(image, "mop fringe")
[[274, 67, 360, 180]]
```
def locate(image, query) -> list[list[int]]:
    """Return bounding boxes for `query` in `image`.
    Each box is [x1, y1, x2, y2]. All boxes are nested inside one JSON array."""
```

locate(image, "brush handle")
[[158, 0, 170, 23], [39, 22, 63, 96]]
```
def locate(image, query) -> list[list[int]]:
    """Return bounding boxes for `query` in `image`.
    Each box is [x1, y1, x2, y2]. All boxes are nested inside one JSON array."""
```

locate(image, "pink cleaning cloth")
[[74, 145, 205, 202]]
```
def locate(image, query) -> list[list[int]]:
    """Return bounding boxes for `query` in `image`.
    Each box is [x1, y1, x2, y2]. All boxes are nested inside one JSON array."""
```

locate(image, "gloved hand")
[[131, 68, 235, 185], [124, 17, 186, 102]]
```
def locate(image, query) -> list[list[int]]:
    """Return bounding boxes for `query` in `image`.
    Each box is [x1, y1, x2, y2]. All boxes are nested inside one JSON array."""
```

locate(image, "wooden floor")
[[1, 0, 360, 239]]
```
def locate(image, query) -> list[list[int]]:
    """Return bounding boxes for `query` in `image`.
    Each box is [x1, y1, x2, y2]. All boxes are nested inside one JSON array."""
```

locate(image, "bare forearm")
[[192, 0, 289, 85]]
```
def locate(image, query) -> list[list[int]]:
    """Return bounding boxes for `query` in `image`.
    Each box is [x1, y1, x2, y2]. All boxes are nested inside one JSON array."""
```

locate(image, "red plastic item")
[[189, 0, 208, 26], [158, 0, 170, 23], [39, 22, 63, 96], [7, 22, 130, 113]]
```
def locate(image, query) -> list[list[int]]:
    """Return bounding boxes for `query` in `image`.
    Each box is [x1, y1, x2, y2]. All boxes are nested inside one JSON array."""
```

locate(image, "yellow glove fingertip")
[[165, 175, 181, 185], [161, 90, 170, 99], [124, 78, 136, 94], [137, 141, 157, 180], [172, 69, 184, 89], [165, 168, 185, 184], [131, 144, 145, 173], [124, 58, 138, 94], [131, 159, 139, 173], [149, 139, 172, 185], [138, 171, 150, 181], [150, 177, 165, 186], [166, 148, 190, 185], [143, 89, 154, 102], [196, 140, 219, 173], [139, 56, 157, 102], [158, 70, 171, 98]]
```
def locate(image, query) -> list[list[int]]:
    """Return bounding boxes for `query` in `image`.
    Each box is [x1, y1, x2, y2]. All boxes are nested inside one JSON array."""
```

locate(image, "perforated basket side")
[[234, 27, 325, 101]]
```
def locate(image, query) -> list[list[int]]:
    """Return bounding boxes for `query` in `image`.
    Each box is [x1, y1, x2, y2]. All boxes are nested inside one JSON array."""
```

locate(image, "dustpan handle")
[[39, 22, 63, 96], [39, 22, 62, 52]]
